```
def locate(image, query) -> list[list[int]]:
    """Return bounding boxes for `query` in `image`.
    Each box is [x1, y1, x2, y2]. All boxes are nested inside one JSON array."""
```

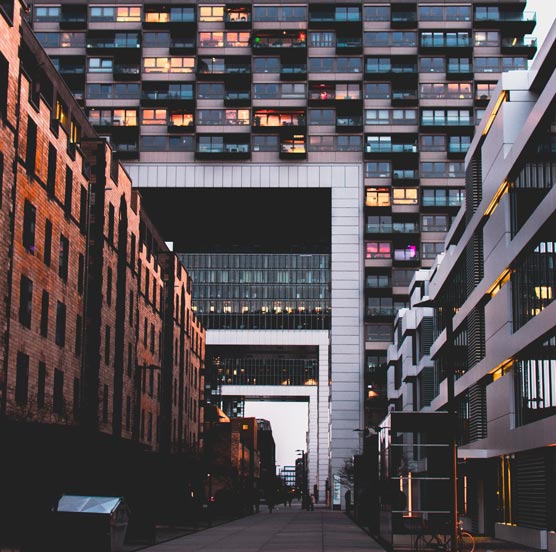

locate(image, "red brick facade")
[[0, 0, 205, 453]]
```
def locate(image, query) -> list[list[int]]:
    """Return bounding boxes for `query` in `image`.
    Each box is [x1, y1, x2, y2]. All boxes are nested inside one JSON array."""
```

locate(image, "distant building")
[[386, 22, 556, 549]]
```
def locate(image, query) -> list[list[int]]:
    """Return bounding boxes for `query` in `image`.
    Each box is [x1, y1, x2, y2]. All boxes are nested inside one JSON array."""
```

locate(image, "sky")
[[527, 0, 556, 51], [244, 400, 308, 471], [240, 0, 556, 475]]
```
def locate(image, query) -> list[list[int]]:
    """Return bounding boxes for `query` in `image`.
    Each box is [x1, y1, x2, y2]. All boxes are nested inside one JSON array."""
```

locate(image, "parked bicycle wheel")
[[458, 530, 475, 552], [414, 533, 444, 551]]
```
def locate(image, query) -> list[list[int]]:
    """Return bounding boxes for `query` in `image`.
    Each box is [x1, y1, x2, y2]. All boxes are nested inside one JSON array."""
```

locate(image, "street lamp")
[[414, 296, 458, 552]]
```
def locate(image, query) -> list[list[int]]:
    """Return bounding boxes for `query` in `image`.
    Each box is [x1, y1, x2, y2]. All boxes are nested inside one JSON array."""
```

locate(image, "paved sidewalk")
[[140, 504, 386, 552]]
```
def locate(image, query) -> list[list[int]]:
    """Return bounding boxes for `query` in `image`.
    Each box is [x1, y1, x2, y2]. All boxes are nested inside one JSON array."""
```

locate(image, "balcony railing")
[[87, 38, 141, 49], [366, 306, 396, 317], [474, 11, 536, 23], [501, 36, 537, 49], [365, 144, 418, 153], [366, 223, 393, 233], [393, 169, 418, 180], [392, 222, 419, 233], [337, 116, 363, 127]]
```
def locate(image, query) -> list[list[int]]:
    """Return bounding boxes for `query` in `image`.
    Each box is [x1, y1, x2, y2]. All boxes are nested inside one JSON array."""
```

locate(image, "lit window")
[[199, 6, 224, 22], [366, 188, 391, 207], [393, 188, 418, 205], [142, 109, 167, 125], [365, 242, 391, 259], [116, 6, 141, 21]]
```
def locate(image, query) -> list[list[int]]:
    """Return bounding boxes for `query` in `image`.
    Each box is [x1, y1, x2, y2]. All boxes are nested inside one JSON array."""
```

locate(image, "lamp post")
[[414, 297, 458, 552]]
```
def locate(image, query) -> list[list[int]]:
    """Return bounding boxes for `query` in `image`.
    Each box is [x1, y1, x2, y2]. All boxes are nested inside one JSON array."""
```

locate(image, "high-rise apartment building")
[[28, 0, 537, 505]]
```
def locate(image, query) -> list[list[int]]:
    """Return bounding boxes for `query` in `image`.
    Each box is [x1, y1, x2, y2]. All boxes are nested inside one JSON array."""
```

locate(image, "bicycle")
[[414, 520, 475, 552]]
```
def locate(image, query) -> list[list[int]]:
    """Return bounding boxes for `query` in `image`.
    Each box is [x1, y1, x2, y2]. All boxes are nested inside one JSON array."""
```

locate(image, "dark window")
[[44, 219, 52, 266], [150, 323, 155, 353], [23, 200, 36, 253], [143, 318, 148, 347], [47, 144, 56, 196], [0, 53, 8, 118], [77, 253, 84, 294], [75, 315, 82, 355], [148, 412, 153, 442], [102, 384, 109, 423], [106, 267, 112, 305], [19, 275, 33, 328], [53, 369, 64, 413], [55, 301, 66, 346], [37, 361, 46, 408], [40, 290, 49, 337], [129, 291, 134, 325], [108, 203, 115, 244], [130, 233, 136, 269], [58, 234, 69, 280], [105, 325, 111, 364], [15, 352, 29, 405], [79, 186, 87, 233], [26, 117, 37, 173], [64, 166, 73, 215]]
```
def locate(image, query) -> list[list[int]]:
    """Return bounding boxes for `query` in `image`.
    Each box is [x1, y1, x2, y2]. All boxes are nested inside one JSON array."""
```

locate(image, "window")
[[58, 235, 69, 281], [474, 31, 500, 47], [106, 267, 112, 306], [170, 6, 194, 22], [366, 188, 391, 207], [335, 83, 360, 100], [366, 241, 391, 259], [309, 31, 335, 47], [419, 57, 445, 73], [392, 188, 418, 205], [252, 135, 279, 152], [253, 57, 280, 73], [363, 5, 389, 20], [34, 5, 60, 21], [150, 323, 155, 353], [55, 301, 66, 346], [199, 5, 224, 22], [64, 167, 73, 215], [365, 161, 391, 178], [88, 58, 113, 73], [476, 82, 497, 101], [142, 109, 167, 126], [421, 109, 472, 126], [197, 83, 225, 99], [422, 242, 444, 259], [40, 290, 49, 337], [422, 188, 465, 206], [364, 83, 391, 100], [143, 57, 195, 73], [422, 214, 450, 232], [116, 6, 141, 22], [37, 362, 46, 408], [19, 275, 33, 328], [22, 200, 36, 253], [420, 162, 465, 179], [449, 136, 471, 154], [420, 32, 470, 47], [15, 352, 30, 405], [26, 117, 37, 173], [44, 220, 52, 267], [90, 6, 115, 21], [53, 369, 64, 413], [366, 324, 393, 341], [448, 57, 472, 73], [420, 135, 446, 152], [0, 54, 6, 121]]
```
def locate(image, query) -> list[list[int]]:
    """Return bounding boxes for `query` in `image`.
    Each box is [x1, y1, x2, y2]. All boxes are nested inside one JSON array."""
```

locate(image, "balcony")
[[224, 90, 251, 107], [86, 34, 141, 52], [501, 35, 537, 58], [365, 142, 418, 155], [366, 276, 392, 289], [59, 12, 87, 29], [393, 247, 419, 263], [336, 37, 362, 54], [169, 37, 196, 54], [252, 32, 307, 53], [366, 222, 393, 234], [112, 142, 139, 160], [336, 115, 363, 132], [253, 111, 306, 132], [392, 222, 419, 234], [309, 8, 361, 28], [419, 33, 472, 53], [141, 89, 194, 107], [280, 64, 307, 81], [195, 138, 250, 160], [366, 306, 396, 318], [391, 89, 418, 106], [392, 169, 419, 183], [446, 60, 473, 80], [113, 64, 141, 80], [280, 136, 307, 160], [225, 6, 251, 28], [390, 11, 417, 28], [474, 10, 536, 34]]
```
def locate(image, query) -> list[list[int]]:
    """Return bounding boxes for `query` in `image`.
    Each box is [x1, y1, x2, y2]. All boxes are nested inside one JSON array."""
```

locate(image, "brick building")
[[0, 0, 206, 546]]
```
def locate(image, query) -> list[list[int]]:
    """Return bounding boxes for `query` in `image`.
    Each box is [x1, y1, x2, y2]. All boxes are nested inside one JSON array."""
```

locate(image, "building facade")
[[0, 2, 206, 545], [386, 23, 556, 548], [27, 0, 538, 504]]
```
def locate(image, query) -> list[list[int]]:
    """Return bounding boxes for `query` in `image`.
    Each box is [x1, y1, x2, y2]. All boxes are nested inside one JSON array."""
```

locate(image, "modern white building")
[[387, 22, 556, 549]]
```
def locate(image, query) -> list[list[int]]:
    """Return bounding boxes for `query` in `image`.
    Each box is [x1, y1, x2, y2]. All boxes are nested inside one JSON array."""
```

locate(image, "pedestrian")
[[310, 493, 315, 511], [268, 497, 274, 514]]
